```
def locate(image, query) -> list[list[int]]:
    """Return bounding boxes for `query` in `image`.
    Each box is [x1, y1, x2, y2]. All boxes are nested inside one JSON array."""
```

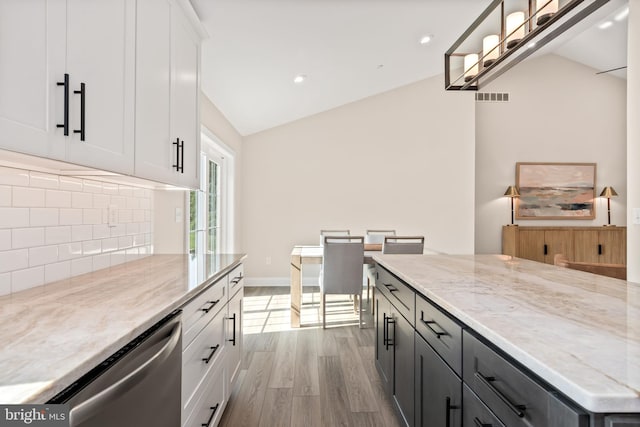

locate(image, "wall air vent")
[[475, 92, 510, 102]]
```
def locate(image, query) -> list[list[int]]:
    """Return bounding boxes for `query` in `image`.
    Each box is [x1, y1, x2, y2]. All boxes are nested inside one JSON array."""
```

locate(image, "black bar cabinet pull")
[[598, 244, 603, 255], [228, 313, 237, 346], [445, 396, 459, 427], [474, 417, 493, 427], [202, 403, 219, 427], [57, 74, 69, 135], [383, 283, 398, 292], [543, 244, 548, 255], [73, 82, 85, 141], [383, 313, 388, 346], [173, 138, 181, 172], [420, 312, 447, 339], [201, 299, 220, 314], [231, 275, 242, 285], [475, 371, 526, 418], [385, 317, 395, 350], [179, 139, 185, 173], [202, 344, 220, 364]]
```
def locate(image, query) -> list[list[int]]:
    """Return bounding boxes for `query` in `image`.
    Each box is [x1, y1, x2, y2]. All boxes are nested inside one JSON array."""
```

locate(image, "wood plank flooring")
[[219, 286, 401, 427]]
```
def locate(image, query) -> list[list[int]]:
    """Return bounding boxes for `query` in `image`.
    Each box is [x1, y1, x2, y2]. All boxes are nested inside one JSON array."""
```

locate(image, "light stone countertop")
[[0, 253, 246, 404], [373, 253, 640, 414]]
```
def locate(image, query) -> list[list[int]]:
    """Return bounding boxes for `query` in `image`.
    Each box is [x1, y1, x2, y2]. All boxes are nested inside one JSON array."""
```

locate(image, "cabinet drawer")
[[227, 264, 244, 299], [376, 266, 415, 326], [183, 354, 226, 427], [463, 331, 587, 427], [415, 293, 462, 376], [182, 309, 226, 414], [463, 384, 505, 427], [182, 278, 226, 348]]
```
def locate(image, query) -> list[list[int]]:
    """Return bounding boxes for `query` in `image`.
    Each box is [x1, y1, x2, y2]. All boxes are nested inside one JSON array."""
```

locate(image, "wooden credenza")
[[502, 226, 627, 266]]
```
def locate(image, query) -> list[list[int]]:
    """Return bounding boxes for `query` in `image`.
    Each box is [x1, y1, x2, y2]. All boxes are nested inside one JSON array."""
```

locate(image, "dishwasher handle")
[[69, 321, 182, 426]]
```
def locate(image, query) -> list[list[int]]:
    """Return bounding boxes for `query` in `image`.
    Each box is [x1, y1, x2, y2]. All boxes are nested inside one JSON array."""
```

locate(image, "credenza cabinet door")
[[375, 291, 393, 395], [574, 229, 626, 265], [544, 230, 573, 264], [573, 230, 601, 263], [517, 230, 545, 263], [0, 0, 66, 160]]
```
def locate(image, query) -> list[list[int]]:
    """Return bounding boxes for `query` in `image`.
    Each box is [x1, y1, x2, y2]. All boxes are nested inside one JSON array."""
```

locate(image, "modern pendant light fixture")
[[464, 54, 479, 82], [482, 34, 500, 67], [536, 0, 559, 25], [506, 11, 526, 48]]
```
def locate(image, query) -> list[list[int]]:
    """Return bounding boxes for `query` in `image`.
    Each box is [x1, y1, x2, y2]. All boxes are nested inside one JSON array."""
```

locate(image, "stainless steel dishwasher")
[[48, 310, 182, 427]]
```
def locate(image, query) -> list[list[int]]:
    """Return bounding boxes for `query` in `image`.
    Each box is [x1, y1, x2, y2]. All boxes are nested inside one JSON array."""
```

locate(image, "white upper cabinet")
[[0, 0, 135, 175], [135, 0, 201, 189]]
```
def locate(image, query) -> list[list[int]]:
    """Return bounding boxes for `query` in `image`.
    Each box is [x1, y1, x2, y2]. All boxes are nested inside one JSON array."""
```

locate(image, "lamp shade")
[[504, 186, 520, 197], [482, 34, 500, 67], [599, 186, 618, 198], [464, 53, 479, 82], [506, 11, 526, 49], [536, 0, 559, 25]]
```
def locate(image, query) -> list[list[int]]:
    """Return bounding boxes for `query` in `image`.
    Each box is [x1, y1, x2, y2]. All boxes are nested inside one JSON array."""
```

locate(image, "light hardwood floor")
[[219, 286, 402, 427]]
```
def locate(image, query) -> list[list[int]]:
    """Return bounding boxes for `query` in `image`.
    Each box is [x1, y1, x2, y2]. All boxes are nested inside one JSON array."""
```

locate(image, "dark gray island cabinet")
[[373, 255, 640, 427]]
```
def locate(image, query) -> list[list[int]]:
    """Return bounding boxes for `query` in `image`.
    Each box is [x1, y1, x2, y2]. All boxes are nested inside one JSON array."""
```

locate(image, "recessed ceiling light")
[[598, 21, 613, 29], [420, 35, 433, 45], [614, 7, 629, 21], [293, 74, 306, 84]]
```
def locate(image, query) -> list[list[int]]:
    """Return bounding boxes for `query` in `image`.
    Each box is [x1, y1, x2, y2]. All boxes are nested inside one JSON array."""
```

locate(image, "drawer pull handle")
[[445, 396, 459, 427], [202, 344, 220, 364], [202, 403, 219, 427], [475, 371, 526, 418], [473, 417, 493, 427], [420, 312, 448, 339], [201, 299, 220, 313], [598, 244, 603, 255], [383, 283, 398, 292], [231, 275, 242, 285]]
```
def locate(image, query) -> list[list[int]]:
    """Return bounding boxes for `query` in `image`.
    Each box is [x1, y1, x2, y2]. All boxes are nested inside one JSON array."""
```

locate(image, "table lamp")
[[599, 186, 618, 226], [504, 186, 520, 226]]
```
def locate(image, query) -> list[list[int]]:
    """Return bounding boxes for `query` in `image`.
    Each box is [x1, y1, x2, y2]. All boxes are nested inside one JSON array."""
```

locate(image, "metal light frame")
[[445, 0, 610, 90]]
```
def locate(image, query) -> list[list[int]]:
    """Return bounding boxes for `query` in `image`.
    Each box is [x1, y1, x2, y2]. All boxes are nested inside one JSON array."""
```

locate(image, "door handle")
[[57, 73, 70, 136], [385, 317, 395, 350], [227, 313, 237, 346], [445, 396, 459, 427], [172, 138, 184, 173], [598, 244, 603, 255], [73, 82, 85, 141], [543, 244, 548, 255]]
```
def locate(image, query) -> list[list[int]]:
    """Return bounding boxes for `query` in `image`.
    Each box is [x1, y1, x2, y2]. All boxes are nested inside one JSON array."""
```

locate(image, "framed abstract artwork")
[[516, 162, 596, 219]]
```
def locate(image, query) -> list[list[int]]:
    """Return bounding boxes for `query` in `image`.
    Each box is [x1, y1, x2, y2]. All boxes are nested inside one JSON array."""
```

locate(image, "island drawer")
[[376, 266, 415, 326], [183, 353, 226, 427], [415, 293, 462, 376], [228, 264, 244, 299], [182, 277, 226, 349], [463, 384, 505, 427], [463, 331, 588, 427]]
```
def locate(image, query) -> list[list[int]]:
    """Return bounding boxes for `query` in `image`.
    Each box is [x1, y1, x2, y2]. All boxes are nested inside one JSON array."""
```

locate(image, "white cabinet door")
[[64, 0, 135, 174], [0, 0, 66, 160], [225, 288, 243, 397], [135, 0, 200, 189]]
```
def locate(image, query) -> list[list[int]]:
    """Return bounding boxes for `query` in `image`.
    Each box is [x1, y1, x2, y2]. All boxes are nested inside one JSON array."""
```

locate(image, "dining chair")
[[364, 230, 396, 314], [319, 235, 364, 329], [319, 229, 350, 246], [382, 236, 425, 254]]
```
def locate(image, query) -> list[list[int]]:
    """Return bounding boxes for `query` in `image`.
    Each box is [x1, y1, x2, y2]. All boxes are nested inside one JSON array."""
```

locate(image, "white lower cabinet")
[[181, 264, 243, 427]]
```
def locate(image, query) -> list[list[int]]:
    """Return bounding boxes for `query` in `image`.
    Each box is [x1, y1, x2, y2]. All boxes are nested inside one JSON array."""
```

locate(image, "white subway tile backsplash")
[[0, 185, 11, 206], [0, 230, 11, 250], [0, 166, 29, 186], [30, 172, 59, 189], [0, 249, 28, 273], [45, 261, 71, 283], [11, 266, 44, 292], [58, 242, 82, 260], [30, 208, 59, 226], [13, 187, 45, 207], [71, 257, 93, 276], [45, 190, 72, 208], [0, 165, 153, 296], [0, 273, 10, 296], [71, 225, 92, 242], [72, 192, 93, 208], [59, 208, 83, 225], [28, 245, 58, 267], [12, 228, 45, 249], [82, 240, 101, 255], [59, 176, 83, 191], [45, 226, 72, 245]]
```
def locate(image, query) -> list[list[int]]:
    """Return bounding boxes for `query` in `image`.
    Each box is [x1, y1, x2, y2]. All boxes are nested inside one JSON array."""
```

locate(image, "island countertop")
[[372, 253, 640, 414], [0, 253, 246, 404]]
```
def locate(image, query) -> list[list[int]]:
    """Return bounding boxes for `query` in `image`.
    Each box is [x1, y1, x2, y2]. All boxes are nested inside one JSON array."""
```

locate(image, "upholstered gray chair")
[[319, 235, 364, 328], [382, 236, 425, 254], [319, 229, 350, 246]]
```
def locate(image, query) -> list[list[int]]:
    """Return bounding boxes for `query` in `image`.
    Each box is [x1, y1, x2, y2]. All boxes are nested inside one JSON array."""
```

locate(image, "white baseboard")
[[244, 277, 320, 287]]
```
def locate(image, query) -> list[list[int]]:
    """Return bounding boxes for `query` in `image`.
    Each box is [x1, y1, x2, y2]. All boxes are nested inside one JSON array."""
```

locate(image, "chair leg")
[[358, 294, 363, 329], [322, 293, 326, 329]]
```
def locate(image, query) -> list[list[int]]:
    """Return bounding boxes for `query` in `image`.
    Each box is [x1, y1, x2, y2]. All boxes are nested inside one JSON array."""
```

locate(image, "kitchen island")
[[373, 253, 640, 426], [0, 253, 246, 405]]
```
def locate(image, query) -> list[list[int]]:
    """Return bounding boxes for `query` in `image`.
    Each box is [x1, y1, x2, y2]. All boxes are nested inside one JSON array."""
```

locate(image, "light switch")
[[633, 208, 640, 225], [175, 207, 183, 223]]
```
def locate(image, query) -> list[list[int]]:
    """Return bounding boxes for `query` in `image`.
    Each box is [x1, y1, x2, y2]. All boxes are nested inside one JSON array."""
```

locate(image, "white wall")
[[475, 54, 627, 254], [242, 75, 476, 282], [628, 3, 640, 282]]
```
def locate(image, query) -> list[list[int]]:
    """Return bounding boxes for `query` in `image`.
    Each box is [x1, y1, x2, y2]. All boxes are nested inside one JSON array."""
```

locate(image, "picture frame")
[[516, 162, 596, 220]]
